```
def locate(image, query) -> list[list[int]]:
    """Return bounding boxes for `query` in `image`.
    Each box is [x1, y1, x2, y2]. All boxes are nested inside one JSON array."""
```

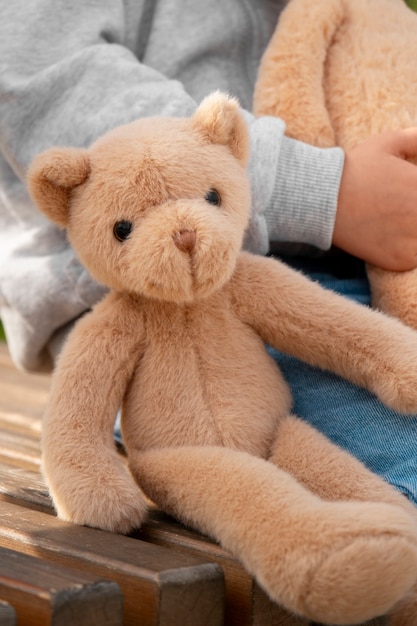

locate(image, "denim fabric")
[[269, 253, 417, 504]]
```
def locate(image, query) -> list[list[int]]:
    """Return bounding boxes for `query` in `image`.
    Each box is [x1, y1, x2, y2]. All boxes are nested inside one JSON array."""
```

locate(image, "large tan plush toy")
[[254, 0, 417, 330], [28, 93, 417, 625]]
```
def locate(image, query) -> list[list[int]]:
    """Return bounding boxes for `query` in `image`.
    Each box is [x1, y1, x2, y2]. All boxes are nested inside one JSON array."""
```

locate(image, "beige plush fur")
[[253, 0, 417, 332], [28, 93, 417, 625]]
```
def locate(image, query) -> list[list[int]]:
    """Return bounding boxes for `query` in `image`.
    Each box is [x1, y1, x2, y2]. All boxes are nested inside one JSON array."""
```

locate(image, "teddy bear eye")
[[113, 220, 133, 242], [205, 189, 221, 206]]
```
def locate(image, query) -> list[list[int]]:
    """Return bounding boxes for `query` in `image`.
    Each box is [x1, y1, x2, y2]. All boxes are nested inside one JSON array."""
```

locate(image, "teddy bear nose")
[[173, 229, 197, 253]]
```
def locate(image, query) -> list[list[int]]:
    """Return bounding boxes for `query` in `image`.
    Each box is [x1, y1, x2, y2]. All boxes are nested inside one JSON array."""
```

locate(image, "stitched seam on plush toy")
[[184, 305, 225, 446]]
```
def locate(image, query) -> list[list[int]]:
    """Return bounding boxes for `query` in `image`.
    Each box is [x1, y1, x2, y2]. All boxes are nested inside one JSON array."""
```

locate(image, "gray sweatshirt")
[[0, 0, 344, 371]]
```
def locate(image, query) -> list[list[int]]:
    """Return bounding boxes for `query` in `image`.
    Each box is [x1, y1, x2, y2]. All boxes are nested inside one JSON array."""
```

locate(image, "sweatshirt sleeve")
[[243, 113, 344, 255], [0, 0, 197, 177]]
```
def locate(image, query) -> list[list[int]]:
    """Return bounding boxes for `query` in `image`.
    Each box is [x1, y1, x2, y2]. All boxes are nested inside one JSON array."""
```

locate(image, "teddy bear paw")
[[53, 482, 148, 534], [372, 370, 417, 415]]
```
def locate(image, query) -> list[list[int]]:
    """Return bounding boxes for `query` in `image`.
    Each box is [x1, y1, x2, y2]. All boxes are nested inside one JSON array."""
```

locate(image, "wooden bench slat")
[[0, 601, 16, 626], [0, 462, 52, 514], [0, 545, 122, 626], [0, 501, 224, 626], [0, 429, 41, 472], [0, 409, 41, 438], [0, 372, 49, 402], [0, 345, 50, 420]]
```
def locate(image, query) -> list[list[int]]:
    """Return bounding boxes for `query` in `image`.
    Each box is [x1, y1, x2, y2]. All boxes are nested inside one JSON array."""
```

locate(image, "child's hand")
[[333, 128, 417, 271]]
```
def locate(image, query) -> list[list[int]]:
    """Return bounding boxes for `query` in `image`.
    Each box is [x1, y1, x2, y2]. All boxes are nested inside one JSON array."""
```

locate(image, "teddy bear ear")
[[27, 147, 91, 228], [191, 91, 249, 166]]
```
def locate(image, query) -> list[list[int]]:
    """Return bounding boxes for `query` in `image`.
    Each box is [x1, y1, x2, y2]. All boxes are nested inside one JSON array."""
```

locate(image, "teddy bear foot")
[[256, 499, 417, 625], [295, 533, 417, 625]]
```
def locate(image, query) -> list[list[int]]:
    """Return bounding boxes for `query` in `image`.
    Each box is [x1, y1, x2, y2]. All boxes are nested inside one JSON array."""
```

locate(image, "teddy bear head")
[[28, 92, 251, 303]]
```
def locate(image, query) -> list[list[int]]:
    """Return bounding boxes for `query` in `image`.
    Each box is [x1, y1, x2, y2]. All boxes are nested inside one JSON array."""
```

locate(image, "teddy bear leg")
[[269, 414, 417, 515], [367, 264, 417, 330], [270, 415, 417, 625], [130, 445, 417, 625]]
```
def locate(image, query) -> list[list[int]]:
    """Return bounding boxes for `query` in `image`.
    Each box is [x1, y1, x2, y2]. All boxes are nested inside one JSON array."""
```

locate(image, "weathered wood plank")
[[0, 545, 122, 626], [0, 429, 41, 472], [0, 462, 52, 514], [0, 345, 50, 422], [0, 409, 41, 439], [0, 601, 16, 626], [0, 501, 225, 626]]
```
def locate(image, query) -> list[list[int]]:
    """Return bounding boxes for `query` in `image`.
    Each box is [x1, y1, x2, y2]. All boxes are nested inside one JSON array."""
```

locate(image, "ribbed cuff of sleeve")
[[265, 135, 345, 251]]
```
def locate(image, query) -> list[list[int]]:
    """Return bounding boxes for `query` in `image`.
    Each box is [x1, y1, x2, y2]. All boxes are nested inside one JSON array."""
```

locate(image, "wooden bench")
[[0, 343, 385, 626], [0, 544, 122, 626]]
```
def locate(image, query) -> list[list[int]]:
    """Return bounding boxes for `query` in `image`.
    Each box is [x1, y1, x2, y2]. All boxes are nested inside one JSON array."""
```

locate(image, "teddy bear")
[[27, 92, 417, 625], [253, 0, 417, 331]]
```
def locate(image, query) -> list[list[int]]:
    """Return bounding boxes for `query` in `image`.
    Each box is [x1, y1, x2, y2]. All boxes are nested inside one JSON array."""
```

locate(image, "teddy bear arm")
[[42, 293, 149, 533], [366, 264, 417, 332], [231, 253, 417, 414], [253, 0, 344, 147]]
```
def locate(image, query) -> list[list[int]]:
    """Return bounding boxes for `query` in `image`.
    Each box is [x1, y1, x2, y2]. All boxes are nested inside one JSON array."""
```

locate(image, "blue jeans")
[[269, 253, 417, 504]]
